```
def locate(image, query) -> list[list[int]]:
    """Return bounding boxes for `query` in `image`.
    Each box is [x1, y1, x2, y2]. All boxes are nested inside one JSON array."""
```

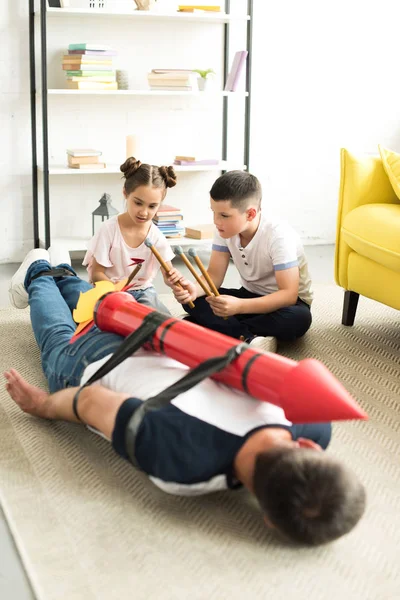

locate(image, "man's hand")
[[171, 278, 197, 305], [206, 294, 243, 318]]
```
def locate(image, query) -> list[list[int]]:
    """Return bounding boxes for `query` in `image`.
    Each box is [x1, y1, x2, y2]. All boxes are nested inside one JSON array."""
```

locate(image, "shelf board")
[[43, 7, 250, 24], [47, 236, 212, 253], [45, 89, 247, 97], [37, 161, 243, 175]]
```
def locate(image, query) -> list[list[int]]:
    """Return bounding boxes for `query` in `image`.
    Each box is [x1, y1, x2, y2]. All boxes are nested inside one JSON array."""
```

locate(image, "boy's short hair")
[[210, 170, 262, 212], [253, 447, 366, 546]]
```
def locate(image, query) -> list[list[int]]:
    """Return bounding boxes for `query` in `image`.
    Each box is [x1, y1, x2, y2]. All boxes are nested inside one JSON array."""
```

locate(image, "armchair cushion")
[[378, 145, 400, 201], [342, 203, 400, 272]]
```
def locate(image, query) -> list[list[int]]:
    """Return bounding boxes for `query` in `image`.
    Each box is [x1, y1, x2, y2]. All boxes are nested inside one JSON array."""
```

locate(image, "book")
[[63, 64, 114, 71], [68, 155, 99, 165], [67, 76, 117, 83], [69, 163, 106, 169], [153, 215, 183, 222], [185, 224, 215, 239], [67, 149, 102, 157], [68, 50, 118, 56], [150, 86, 195, 92], [156, 204, 181, 216], [148, 72, 196, 81], [63, 56, 113, 64], [151, 69, 196, 74], [174, 159, 219, 166], [224, 50, 248, 92], [66, 70, 115, 77], [66, 81, 118, 90], [68, 44, 112, 51]]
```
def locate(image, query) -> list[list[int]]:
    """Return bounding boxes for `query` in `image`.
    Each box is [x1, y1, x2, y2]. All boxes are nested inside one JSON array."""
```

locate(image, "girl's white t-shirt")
[[83, 216, 175, 288]]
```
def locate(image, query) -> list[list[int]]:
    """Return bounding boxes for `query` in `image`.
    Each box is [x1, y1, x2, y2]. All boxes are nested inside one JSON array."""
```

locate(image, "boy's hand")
[[172, 278, 197, 305], [206, 294, 243, 318]]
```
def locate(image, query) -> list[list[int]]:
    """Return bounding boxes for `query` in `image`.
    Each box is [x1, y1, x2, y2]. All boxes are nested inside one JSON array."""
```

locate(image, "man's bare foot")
[[4, 369, 51, 418]]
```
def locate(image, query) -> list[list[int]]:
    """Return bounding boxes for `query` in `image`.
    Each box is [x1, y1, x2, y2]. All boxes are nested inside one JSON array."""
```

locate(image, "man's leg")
[[4, 369, 129, 441], [128, 287, 171, 315]]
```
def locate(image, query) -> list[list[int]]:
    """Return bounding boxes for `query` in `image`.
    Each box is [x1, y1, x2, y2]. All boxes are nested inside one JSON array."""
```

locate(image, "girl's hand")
[[163, 267, 183, 287], [172, 278, 197, 305], [206, 294, 243, 318]]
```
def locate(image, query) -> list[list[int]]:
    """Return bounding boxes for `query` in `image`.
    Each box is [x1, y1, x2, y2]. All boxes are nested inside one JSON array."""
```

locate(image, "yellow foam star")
[[73, 281, 117, 323]]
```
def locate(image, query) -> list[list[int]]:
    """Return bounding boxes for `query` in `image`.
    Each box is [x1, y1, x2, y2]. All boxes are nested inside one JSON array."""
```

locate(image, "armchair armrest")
[[335, 148, 398, 289]]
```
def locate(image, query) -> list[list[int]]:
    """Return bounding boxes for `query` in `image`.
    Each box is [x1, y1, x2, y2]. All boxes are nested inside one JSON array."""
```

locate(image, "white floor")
[[0, 245, 335, 600]]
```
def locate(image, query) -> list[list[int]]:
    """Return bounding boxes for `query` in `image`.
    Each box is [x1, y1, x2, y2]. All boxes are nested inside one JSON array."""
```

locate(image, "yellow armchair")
[[335, 148, 400, 325]]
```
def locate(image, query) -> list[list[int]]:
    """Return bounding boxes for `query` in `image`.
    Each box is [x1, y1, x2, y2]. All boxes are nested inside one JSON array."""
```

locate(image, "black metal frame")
[[30, 1, 253, 248]]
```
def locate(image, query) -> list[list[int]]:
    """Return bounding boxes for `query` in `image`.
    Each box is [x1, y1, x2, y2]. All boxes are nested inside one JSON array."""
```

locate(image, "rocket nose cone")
[[280, 358, 368, 424]]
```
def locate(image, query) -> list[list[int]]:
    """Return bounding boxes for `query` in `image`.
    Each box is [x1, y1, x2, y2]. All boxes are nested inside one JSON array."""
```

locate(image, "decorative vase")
[[133, 0, 156, 10]]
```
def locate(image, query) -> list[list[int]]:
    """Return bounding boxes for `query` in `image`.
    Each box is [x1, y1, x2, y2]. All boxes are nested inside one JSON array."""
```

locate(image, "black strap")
[[72, 311, 169, 421], [125, 342, 247, 466], [31, 267, 75, 281]]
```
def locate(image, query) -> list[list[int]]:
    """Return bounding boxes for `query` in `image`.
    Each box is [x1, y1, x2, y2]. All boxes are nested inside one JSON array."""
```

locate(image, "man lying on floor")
[[4, 248, 366, 546]]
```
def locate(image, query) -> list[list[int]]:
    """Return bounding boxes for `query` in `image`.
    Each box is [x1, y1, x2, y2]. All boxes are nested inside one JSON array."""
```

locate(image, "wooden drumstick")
[[125, 262, 142, 288], [144, 238, 195, 309], [173, 246, 213, 297], [188, 248, 220, 296]]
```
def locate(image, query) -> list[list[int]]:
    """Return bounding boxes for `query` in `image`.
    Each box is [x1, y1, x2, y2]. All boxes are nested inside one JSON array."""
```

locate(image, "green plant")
[[193, 68, 215, 79]]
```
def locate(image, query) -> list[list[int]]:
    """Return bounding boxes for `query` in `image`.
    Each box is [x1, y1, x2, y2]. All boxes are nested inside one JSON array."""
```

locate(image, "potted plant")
[[193, 68, 216, 92]]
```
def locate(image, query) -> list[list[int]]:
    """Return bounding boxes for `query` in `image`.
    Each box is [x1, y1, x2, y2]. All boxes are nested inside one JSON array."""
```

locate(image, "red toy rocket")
[[93, 291, 368, 424]]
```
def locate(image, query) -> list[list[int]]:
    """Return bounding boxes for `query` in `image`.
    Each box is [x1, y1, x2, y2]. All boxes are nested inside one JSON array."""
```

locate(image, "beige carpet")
[[0, 285, 399, 600]]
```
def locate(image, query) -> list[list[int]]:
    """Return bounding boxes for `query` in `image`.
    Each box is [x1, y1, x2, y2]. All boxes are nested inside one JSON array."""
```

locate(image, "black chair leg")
[[342, 291, 360, 326]]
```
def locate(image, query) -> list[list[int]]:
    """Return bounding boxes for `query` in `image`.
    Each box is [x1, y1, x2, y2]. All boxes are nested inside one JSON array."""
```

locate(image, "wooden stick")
[[125, 262, 142, 288], [173, 246, 213, 297], [188, 248, 220, 296], [145, 239, 195, 309]]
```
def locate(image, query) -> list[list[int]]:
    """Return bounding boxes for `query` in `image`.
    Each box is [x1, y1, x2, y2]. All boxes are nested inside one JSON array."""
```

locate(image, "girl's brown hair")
[[120, 157, 177, 197]]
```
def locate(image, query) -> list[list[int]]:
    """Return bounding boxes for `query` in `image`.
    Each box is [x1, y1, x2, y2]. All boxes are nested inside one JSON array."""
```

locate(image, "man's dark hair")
[[210, 171, 262, 211], [253, 447, 366, 546]]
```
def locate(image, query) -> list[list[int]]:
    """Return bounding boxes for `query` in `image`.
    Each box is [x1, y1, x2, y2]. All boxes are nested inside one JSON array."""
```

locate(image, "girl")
[[83, 157, 183, 313]]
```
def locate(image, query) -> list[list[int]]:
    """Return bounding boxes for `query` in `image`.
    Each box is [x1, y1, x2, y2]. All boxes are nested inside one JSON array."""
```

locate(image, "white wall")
[[2, 0, 400, 262], [250, 0, 400, 244]]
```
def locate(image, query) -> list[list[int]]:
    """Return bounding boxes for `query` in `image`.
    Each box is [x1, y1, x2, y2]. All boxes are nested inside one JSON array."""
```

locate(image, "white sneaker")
[[48, 244, 71, 267], [249, 335, 278, 354], [9, 249, 50, 309]]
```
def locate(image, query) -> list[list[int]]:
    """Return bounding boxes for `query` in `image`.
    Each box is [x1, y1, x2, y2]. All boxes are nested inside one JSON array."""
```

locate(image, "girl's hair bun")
[[120, 157, 142, 179], [159, 165, 177, 189]]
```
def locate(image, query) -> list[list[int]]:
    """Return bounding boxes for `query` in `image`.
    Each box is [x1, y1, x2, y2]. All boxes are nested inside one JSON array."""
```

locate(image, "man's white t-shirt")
[[212, 212, 313, 305], [80, 350, 291, 495]]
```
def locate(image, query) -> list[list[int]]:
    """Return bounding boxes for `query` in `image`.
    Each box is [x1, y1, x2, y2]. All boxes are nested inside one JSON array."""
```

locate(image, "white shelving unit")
[[30, 1, 253, 251], [38, 160, 245, 175], [49, 235, 212, 253], [45, 6, 250, 24]]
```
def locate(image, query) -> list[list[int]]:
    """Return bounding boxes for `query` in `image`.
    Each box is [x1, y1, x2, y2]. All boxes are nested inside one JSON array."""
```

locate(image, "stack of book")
[[67, 149, 106, 169], [147, 69, 198, 92], [153, 204, 184, 238], [173, 155, 219, 166], [63, 44, 118, 91], [177, 5, 221, 12]]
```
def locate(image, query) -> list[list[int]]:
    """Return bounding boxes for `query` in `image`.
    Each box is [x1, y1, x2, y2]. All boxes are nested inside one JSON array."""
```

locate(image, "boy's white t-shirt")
[[212, 212, 313, 305], [83, 216, 174, 287]]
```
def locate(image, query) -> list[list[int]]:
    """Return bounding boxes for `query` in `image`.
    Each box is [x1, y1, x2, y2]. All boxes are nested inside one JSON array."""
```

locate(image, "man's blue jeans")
[[25, 260, 125, 393]]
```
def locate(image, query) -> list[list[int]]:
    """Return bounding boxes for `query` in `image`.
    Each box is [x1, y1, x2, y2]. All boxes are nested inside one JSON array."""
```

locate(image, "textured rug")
[[0, 286, 399, 600]]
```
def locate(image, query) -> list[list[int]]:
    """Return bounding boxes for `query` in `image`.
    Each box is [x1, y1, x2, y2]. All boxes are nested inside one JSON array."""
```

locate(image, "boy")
[[5, 249, 365, 547], [171, 171, 313, 353]]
